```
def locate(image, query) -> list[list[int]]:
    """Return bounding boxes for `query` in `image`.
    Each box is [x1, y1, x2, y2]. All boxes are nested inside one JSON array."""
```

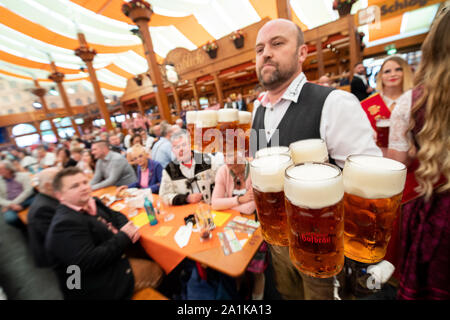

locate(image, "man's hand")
[[9, 204, 23, 211], [367, 87, 374, 94], [120, 221, 140, 243], [187, 193, 203, 204]]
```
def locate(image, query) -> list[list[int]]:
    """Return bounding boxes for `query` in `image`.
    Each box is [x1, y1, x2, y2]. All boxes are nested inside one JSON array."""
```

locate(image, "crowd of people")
[[0, 4, 448, 301]]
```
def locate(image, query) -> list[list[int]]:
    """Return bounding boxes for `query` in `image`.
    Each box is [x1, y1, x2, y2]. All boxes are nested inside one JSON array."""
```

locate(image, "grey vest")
[[251, 82, 334, 154]]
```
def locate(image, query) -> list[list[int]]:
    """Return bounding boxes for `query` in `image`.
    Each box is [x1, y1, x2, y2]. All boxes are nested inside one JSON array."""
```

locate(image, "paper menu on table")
[[130, 212, 149, 228], [211, 210, 231, 227], [154, 226, 173, 237]]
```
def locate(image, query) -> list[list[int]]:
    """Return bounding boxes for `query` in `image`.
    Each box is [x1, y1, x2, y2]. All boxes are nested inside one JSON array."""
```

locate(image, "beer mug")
[[217, 109, 239, 153], [284, 162, 344, 278], [254, 146, 290, 159], [289, 139, 329, 164], [343, 155, 406, 263], [250, 154, 292, 246], [195, 110, 218, 153], [238, 111, 252, 155], [375, 118, 390, 148], [186, 111, 197, 151]]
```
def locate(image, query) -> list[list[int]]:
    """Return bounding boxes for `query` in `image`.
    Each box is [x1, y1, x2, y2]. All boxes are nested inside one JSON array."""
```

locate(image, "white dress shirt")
[[259, 72, 382, 167]]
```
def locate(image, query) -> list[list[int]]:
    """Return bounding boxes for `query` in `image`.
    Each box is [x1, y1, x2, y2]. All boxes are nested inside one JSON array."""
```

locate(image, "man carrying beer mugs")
[[252, 19, 381, 299]]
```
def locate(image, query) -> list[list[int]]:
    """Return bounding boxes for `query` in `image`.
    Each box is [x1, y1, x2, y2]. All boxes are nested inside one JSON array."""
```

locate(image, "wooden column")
[[31, 79, 59, 139], [348, 15, 360, 82], [75, 33, 113, 131], [190, 79, 201, 110], [212, 72, 224, 108], [276, 0, 292, 20], [171, 85, 181, 115], [136, 98, 145, 115], [33, 121, 43, 142], [48, 62, 81, 136], [316, 39, 325, 78], [124, 2, 172, 123]]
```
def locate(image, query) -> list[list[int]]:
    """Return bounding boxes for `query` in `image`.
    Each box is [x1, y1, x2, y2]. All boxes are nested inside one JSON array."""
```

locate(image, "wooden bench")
[[17, 208, 29, 225], [132, 287, 168, 300]]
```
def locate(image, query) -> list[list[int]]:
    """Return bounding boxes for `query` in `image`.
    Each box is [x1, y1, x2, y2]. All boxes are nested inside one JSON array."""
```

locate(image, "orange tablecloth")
[[95, 188, 258, 274]]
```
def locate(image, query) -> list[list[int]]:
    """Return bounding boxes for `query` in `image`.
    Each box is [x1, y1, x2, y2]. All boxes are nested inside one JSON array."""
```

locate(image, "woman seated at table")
[[211, 150, 255, 214], [118, 144, 163, 194], [211, 150, 267, 300]]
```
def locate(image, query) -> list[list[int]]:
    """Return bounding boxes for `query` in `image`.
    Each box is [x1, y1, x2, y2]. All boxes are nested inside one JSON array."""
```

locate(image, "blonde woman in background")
[[387, 3, 449, 300]]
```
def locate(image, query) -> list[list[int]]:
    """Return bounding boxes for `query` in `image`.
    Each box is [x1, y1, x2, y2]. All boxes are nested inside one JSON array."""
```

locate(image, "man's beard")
[[257, 52, 299, 90]]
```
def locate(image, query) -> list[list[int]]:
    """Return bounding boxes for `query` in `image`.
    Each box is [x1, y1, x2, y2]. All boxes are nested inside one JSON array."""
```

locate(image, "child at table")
[[211, 151, 267, 300]]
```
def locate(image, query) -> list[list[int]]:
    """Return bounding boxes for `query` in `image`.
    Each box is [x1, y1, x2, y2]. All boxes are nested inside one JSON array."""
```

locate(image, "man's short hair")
[[0, 160, 15, 172], [52, 167, 83, 192], [170, 129, 189, 143], [91, 140, 109, 148], [295, 24, 304, 47], [70, 147, 84, 154], [160, 123, 170, 137]]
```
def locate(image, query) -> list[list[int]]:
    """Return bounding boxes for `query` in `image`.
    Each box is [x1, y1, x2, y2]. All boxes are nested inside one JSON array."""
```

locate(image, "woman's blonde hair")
[[375, 56, 414, 93], [409, 3, 450, 201]]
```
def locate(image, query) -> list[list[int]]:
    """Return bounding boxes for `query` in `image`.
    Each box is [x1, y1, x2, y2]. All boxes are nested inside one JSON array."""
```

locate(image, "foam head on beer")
[[238, 111, 252, 124], [196, 110, 218, 128], [250, 154, 292, 192], [217, 109, 239, 123], [343, 155, 407, 199], [289, 139, 328, 164], [186, 111, 197, 124], [284, 163, 343, 209], [254, 146, 290, 158]]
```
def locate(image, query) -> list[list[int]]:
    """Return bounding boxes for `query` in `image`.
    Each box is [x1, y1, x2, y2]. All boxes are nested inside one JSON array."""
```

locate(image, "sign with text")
[[367, 0, 444, 21]]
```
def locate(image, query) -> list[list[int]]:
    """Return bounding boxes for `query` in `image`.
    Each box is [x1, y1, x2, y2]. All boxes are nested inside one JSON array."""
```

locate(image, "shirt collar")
[[261, 72, 306, 107], [62, 197, 97, 216], [104, 151, 113, 161]]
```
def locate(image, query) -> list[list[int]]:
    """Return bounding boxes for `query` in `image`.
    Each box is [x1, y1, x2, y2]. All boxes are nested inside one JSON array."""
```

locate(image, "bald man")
[[27, 167, 60, 267], [317, 75, 332, 87], [252, 19, 381, 299]]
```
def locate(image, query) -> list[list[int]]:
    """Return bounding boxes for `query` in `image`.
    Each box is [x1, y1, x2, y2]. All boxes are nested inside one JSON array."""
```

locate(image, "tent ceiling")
[[0, 0, 439, 116]]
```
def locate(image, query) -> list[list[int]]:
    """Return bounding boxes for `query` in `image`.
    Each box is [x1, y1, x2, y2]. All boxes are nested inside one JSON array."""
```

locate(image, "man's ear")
[[298, 44, 308, 65], [54, 190, 63, 202]]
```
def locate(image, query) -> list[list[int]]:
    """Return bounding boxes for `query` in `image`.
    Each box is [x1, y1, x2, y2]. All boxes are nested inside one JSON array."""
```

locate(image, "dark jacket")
[[27, 193, 60, 268], [236, 99, 247, 111], [351, 76, 371, 101], [63, 158, 78, 168], [45, 198, 134, 300], [127, 159, 163, 193]]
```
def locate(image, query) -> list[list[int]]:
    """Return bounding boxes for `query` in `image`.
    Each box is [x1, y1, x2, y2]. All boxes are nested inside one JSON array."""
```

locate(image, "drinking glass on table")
[[125, 194, 144, 218], [157, 199, 174, 222], [195, 202, 213, 242]]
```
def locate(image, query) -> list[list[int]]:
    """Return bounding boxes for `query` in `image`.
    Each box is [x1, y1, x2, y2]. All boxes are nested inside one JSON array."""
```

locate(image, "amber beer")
[[238, 111, 252, 155], [254, 146, 290, 158], [284, 163, 344, 278], [250, 154, 292, 246], [217, 109, 239, 153], [343, 155, 406, 263], [186, 111, 197, 151], [375, 118, 390, 148], [195, 110, 218, 153], [289, 139, 329, 164]]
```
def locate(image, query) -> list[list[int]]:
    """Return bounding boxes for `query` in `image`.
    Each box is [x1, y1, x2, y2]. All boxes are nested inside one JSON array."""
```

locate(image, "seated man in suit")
[[45, 167, 164, 300], [27, 167, 60, 267], [351, 62, 374, 101]]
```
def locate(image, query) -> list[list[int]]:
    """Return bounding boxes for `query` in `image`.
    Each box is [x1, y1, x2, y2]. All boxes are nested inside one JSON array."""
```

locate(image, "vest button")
[[126, 268, 131, 274]]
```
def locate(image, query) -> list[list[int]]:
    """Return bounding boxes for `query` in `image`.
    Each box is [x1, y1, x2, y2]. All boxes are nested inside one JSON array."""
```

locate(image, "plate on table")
[[100, 194, 116, 207]]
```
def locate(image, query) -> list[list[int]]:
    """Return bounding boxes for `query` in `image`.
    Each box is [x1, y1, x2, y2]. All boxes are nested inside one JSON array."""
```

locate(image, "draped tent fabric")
[[0, 0, 441, 116]]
